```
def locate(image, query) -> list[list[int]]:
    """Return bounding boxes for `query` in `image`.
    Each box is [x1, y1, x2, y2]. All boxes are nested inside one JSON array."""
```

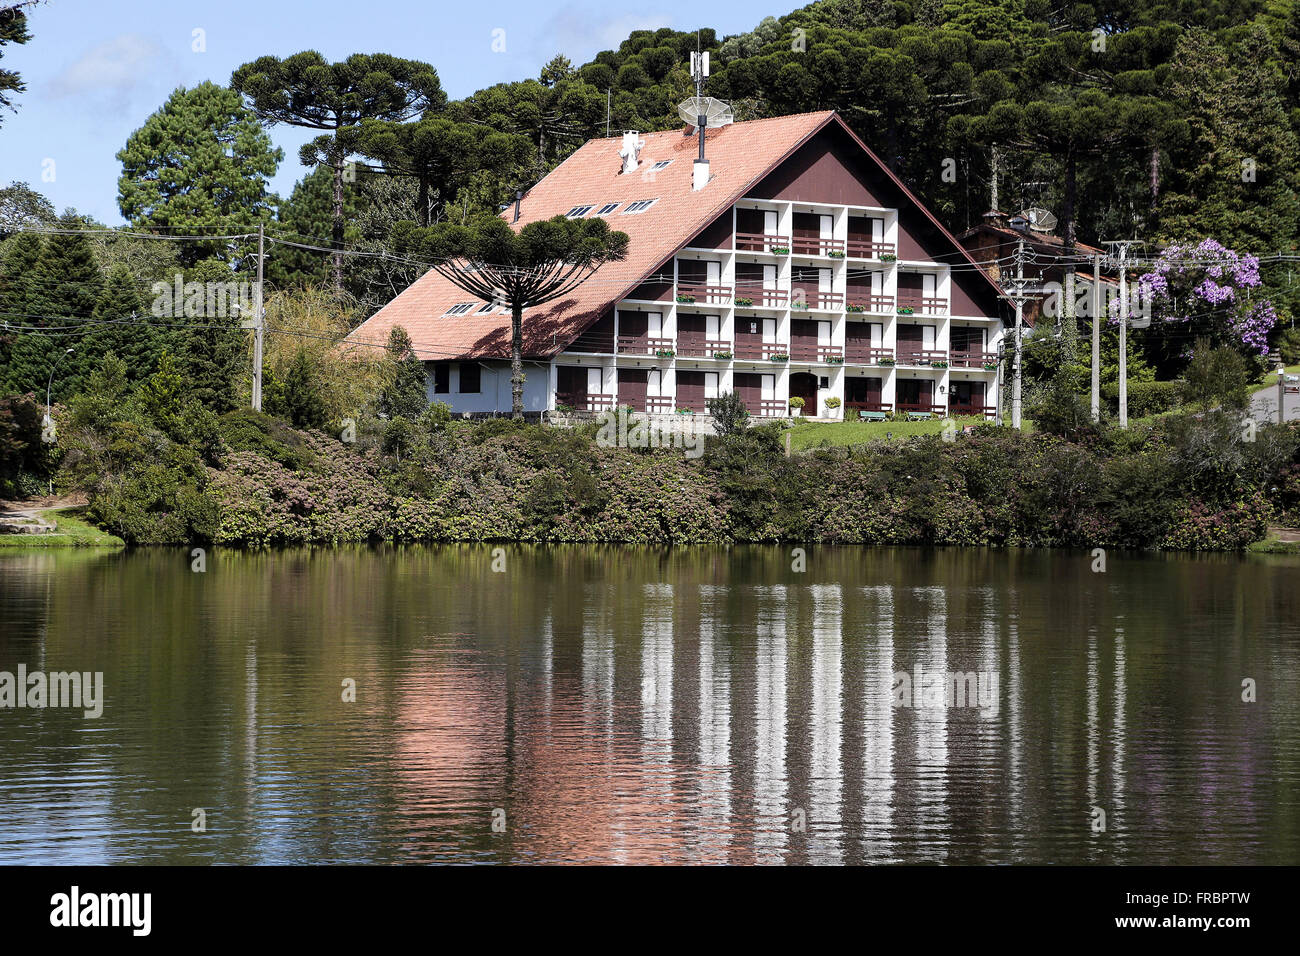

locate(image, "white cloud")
[[533, 7, 674, 60], [46, 34, 167, 110]]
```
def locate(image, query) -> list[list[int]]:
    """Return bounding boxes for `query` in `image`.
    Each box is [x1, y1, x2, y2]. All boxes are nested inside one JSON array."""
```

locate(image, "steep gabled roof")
[[345, 110, 1005, 361]]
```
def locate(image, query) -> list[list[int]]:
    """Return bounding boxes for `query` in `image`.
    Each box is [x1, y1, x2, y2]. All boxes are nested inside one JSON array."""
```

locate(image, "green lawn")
[[0, 507, 124, 549], [1252, 364, 1300, 389], [788, 415, 1027, 450]]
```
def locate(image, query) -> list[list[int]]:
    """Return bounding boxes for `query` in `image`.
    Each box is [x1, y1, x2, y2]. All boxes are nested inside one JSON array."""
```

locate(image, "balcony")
[[676, 338, 731, 358], [950, 348, 998, 370], [743, 399, 789, 417], [897, 295, 948, 316], [897, 349, 948, 367], [555, 392, 616, 412], [790, 343, 844, 363], [790, 290, 844, 312], [846, 238, 897, 260], [950, 403, 997, 419], [676, 283, 732, 306], [791, 235, 846, 257], [736, 232, 790, 254], [645, 396, 675, 413], [845, 295, 894, 315], [733, 283, 788, 308], [844, 345, 894, 365], [734, 341, 789, 361], [617, 335, 676, 355]]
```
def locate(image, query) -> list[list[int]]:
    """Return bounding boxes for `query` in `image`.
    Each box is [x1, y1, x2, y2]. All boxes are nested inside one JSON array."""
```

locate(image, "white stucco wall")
[[424, 360, 551, 414]]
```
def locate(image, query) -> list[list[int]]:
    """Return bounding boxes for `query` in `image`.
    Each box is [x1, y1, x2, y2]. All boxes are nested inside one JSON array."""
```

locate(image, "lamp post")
[[44, 348, 74, 495]]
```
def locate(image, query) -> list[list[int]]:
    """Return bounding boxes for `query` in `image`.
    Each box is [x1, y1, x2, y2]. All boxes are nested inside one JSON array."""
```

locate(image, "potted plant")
[[897, 306, 914, 315], [788, 396, 806, 416], [554, 402, 575, 414], [827, 355, 844, 365], [655, 348, 675, 358], [982, 360, 998, 371], [676, 406, 694, 415], [770, 352, 789, 362], [828, 250, 845, 259], [712, 349, 732, 360], [771, 245, 790, 255], [880, 253, 897, 262], [734, 296, 754, 307], [846, 302, 865, 313], [676, 293, 696, 304], [932, 360, 949, 369], [824, 396, 841, 411], [879, 356, 895, 366]]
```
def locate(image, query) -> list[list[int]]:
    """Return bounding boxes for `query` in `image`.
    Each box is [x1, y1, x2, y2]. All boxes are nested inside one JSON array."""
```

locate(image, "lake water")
[[1, 545, 1298, 865]]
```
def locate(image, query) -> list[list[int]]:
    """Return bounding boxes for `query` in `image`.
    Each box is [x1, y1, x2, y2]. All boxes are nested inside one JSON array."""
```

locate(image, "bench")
[[906, 411, 932, 420], [858, 410, 887, 421]]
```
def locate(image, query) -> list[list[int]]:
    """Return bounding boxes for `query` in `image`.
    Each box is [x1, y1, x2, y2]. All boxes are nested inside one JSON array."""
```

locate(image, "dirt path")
[[0, 493, 88, 517]]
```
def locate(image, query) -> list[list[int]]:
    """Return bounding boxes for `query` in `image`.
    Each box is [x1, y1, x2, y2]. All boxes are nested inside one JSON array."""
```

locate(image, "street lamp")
[[46, 347, 74, 415], [44, 348, 74, 495]]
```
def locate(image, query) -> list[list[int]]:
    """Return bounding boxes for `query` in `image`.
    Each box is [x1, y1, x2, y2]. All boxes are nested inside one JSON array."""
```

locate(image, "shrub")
[[706, 391, 749, 436], [1101, 379, 1185, 418]]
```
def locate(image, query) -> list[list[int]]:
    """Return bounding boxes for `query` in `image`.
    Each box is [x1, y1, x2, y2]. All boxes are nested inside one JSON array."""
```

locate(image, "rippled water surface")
[[1, 545, 1298, 864]]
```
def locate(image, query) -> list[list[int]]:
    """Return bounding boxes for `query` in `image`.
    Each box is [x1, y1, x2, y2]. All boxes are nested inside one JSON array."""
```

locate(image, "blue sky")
[[0, 0, 788, 224]]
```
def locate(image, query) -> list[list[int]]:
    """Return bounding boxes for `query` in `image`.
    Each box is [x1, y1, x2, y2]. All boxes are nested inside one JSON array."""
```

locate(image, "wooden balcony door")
[[734, 371, 776, 414], [677, 370, 719, 412], [735, 315, 777, 359], [896, 378, 934, 411], [950, 380, 986, 415], [677, 312, 720, 356], [897, 323, 936, 360], [792, 265, 831, 310], [617, 369, 648, 410], [791, 318, 830, 361]]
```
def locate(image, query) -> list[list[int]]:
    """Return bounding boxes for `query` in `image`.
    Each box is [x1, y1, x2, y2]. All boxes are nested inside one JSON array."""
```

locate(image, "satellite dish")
[[677, 96, 733, 129], [1022, 207, 1058, 233]]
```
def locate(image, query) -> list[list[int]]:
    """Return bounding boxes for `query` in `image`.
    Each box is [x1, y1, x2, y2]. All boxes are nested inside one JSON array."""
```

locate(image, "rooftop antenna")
[[678, 45, 732, 191]]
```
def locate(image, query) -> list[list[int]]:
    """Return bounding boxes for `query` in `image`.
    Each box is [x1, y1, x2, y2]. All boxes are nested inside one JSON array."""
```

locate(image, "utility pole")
[[999, 240, 1034, 430], [1091, 253, 1101, 422], [1279, 365, 1287, 425], [251, 223, 265, 412]]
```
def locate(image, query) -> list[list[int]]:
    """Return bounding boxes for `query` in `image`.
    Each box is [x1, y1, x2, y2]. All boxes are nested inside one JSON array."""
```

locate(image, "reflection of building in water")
[[808, 584, 844, 864], [753, 585, 789, 864], [913, 586, 950, 860], [694, 585, 733, 864], [859, 585, 897, 857]]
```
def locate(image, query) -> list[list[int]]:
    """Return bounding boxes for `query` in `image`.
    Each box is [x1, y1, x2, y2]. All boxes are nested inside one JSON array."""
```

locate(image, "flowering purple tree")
[[1136, 240, 1277, 370]]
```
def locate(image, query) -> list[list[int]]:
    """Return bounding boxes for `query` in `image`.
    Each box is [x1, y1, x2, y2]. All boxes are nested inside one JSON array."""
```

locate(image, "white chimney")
[[619, 130, 644, 175], [693, 158, 710, 191]]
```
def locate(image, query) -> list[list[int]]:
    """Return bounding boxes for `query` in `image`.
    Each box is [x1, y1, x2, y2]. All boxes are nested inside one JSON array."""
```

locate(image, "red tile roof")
[[345, 110, 1003, 360]]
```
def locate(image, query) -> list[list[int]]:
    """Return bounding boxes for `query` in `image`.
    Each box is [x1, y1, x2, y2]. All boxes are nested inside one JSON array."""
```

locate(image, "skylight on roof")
[[623, 199, 657, 214], [566, 204, 594, 218], [651, 160, 672, 171], [594, 202, 621, 216], [444, 302, 475, 316]]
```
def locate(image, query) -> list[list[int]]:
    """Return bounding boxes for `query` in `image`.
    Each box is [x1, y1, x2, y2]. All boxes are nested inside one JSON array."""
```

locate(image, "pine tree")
[[379, 325, 428, 419], [0, 231, 43, 393], [19, 219, 103, 400], [84, 266, 157, 385], [170, 258, 246, 412]]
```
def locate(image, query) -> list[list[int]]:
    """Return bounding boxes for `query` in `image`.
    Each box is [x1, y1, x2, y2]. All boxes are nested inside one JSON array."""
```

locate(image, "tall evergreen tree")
[[83, 266, 157, 384], [0, 230, 43, 392], [232, 52, 445, 293], [170, 259, 245, 412], [117, 81, 282, 265], [19, 219, 104, 400]]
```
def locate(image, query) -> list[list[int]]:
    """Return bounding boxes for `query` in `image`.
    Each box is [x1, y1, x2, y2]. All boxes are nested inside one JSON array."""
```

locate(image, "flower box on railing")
[[828, 250, 845, 259], [655, 349, 675, 358], [879, 357, 895, 366], [897, 306, 914, 315], [770, 353, 789, 362], [712, 350, 733, 360], [932, 360, 949, 369], [676, 407, 694, 415], [846, 303, 865, 313], [734, 297, 754, 307], [676, 294, 695, 304], [983, 361, 998, 370], [880, 253, 897, 262], [827, 356, 844, 365], [770, 246, 790, 255]]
